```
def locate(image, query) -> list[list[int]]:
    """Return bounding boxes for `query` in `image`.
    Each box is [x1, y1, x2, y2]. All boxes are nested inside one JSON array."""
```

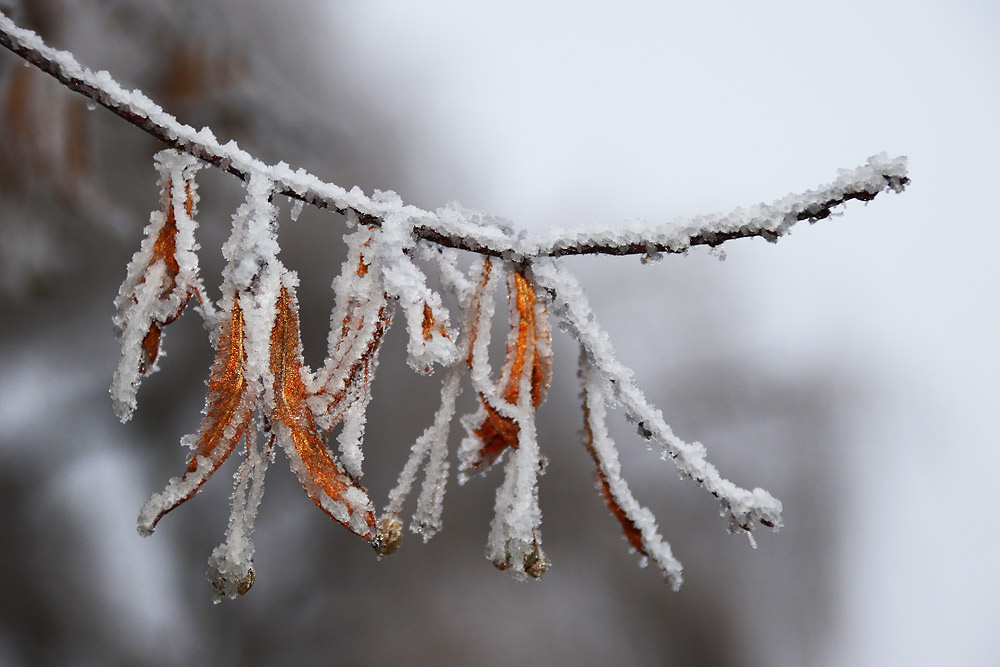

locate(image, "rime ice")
[[111, 150, 208, 422], [0, 9, 911, 593], [532, 260, 784, 534], [108, 140, 901, 591]]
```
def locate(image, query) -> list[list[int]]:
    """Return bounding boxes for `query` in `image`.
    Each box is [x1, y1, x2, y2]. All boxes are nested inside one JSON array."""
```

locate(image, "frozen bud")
[[376, 514, 403, 557], [210, 565, 254, 599], [523, 540, 549, 579]]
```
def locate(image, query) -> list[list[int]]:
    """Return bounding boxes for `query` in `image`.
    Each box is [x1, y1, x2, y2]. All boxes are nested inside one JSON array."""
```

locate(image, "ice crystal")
[[108, 145, 904, 593], [0, 11, 910, 595]]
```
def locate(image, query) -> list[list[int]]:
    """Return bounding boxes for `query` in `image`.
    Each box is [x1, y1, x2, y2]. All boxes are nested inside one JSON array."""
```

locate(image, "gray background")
[[0, 1, 996, 665]]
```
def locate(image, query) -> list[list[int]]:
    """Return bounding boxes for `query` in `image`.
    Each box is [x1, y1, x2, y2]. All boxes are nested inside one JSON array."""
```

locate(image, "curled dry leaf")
[[582, 378, 645, 557], [576, 351, 683, 588], [111, 151, 208, 422], [464, 263, 552, 475], [207, 429, 273, 600], [138, 211, 385, 551], [137, 179, 196, 371], [140, 282, 383, 545], [313, 227, 392, 428]]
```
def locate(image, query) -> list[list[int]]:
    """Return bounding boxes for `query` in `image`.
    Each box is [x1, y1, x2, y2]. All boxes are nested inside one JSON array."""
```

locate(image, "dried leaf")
[[160, 46, 209, 101], [112, 151, 205, 421], [138, 296, 254, 535], [314, 228, 392, 428], [465, 266, 551, 474], [582, 399, 646, 558], [137, 178, 197, 372], [207, 430, 273, 599], [421, 301, 451, 342], [1, 65, 34, 179], [269, 285, 377, 543], [159, 43, 248, 102], [464, 258, 494, 368], [578, 352, 683, 588], [64, 97, 90, 180], [421, 302, 435, 340]]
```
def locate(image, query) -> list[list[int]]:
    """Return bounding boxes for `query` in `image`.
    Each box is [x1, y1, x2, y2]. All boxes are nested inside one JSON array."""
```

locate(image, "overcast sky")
[[327, 3, 1000, 665]]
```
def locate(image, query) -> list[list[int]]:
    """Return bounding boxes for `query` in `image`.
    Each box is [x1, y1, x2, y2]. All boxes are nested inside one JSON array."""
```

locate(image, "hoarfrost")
[[410, 368, 460, 540], [457, 258, 501, 482], [289, 198, 305, 222], [313, 225, 391, 433], [580, 354, 683, 589], [136, 172, 282, 537], [336, 393, 368, 481], [484, 366, 545, 580], [111, 150, 206, 422], [382, 254, 484, 541], [382, 366, 463, 542], [0, 8, 913, 592], [377, 208, 458, 373], [207, 429, 272, 600], [532, 259, 784, 534], [418, 244, 473, 304]]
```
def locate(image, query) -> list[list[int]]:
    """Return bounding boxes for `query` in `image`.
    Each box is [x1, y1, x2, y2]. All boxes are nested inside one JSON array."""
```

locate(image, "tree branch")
[[529, 155, 909, 258], [0, 12, 907, 261], [0, 10, 912, 588]]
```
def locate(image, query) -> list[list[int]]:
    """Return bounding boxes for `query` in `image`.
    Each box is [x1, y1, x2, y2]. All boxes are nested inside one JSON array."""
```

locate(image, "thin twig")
[[0, 12, 907, 260]]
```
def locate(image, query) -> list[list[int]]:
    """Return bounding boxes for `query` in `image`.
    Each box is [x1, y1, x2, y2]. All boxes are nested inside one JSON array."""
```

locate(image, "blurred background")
[[0, 1, 996, 665]]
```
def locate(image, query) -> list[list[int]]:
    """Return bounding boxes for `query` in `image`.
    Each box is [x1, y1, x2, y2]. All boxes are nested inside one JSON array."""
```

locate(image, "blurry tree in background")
[[0, 2, 847, 665]]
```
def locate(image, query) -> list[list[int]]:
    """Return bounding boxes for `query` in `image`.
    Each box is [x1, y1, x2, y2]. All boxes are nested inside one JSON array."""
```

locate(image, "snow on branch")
[[0, 13, 907, 261], [528, 153, 909, 258], [0, 10, 908, 596]]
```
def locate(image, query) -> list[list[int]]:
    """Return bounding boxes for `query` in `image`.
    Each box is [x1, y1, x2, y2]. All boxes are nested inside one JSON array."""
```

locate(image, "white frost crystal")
[[0, 9, 913, 597], [111, 150, 206, 422], [207, 430, 272, 600], [532, 259, 784, 533], [103, 142, 891, 591], [580, 355, 683, 589], [5, 6, 909, 591], [382, 366, 463, 542], [377, 206, 459, 373]]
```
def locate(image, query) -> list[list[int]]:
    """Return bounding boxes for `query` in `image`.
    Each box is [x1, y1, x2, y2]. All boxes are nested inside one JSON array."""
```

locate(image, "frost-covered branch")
[[0, 12, 506, 254], [0, 12, 907, 260], [528, 154, 909, 258], [0, 9, 910, 596]]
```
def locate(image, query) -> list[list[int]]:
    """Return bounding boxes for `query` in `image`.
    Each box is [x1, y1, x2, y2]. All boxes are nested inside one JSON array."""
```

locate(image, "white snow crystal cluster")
[[111, 151, 214, 422], [527, 153, 909, 258], [308, 223, 392, 481], [0, 10, 911, 593], [374, 198, 458, 373], [579, 356, 684, 589], [100, 145, 908, 594]]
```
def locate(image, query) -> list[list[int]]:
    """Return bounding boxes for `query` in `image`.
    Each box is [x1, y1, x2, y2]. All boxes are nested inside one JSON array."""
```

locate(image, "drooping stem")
[[531, 259, 784, 534]]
